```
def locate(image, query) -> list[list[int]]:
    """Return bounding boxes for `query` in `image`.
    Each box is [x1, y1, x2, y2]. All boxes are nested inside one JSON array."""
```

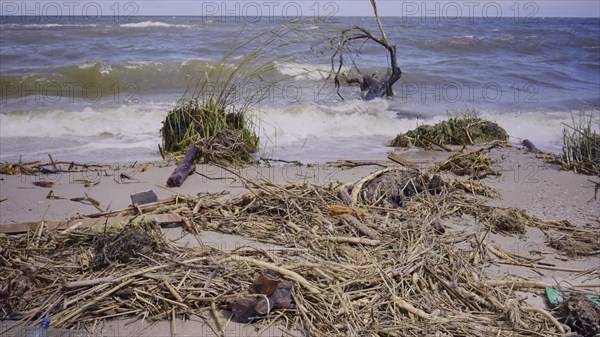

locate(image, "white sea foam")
[[123, 61, 159, 69], [258, 99, 419, 146], [274, 62, 338, 80], [18, 23, 97, 28], [0, 104, 167, 138], [78, 62, 97, 69], [1, 95, 597, 163], [252, 99, 434, 161], [75, 62, 113, 75], [120, 21, 194, 28], [485, 110, 600, 153]]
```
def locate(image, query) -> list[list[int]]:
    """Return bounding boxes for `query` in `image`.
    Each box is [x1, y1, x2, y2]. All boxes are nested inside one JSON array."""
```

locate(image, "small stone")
[[130, 190, 158, 205]]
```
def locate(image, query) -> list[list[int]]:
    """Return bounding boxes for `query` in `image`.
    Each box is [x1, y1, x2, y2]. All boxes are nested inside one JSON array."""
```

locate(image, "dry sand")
[[1, 146, 598, 336]]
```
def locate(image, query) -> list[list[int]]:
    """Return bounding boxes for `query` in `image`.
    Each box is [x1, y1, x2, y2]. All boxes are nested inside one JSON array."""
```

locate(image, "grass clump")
[[560, 112, 600, 175], [388, 111, 508, 148], [160, 27, 300, 164], [161, 98, 258, 162]]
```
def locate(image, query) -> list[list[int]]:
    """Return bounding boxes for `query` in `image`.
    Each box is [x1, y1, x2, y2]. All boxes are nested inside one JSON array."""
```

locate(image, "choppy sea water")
[[1, 16, 598, 163]]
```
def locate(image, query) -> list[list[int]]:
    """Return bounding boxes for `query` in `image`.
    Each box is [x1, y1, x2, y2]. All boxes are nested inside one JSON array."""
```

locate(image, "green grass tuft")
[[160, 26, 305, 164], [161, 98, 258, 158]]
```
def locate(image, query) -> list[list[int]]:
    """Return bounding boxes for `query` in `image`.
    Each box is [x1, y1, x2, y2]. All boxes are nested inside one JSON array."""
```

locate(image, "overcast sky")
[[2, 1, 599, 18]]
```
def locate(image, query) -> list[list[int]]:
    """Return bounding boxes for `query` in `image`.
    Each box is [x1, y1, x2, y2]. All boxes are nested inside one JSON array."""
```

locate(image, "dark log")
[[166, 145, 201, 187], [522, 139, 542, 153]]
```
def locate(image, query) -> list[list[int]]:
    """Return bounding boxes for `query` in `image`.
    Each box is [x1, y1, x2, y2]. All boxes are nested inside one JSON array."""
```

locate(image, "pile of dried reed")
[[435, 149, 500, 179], [0, 160, 111, 176], [2, 167, 593, 336], [561, 113, 600, 176]]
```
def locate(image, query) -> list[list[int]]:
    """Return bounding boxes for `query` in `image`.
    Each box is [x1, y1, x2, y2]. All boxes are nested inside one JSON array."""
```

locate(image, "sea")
[[1, 15, 599, 164]]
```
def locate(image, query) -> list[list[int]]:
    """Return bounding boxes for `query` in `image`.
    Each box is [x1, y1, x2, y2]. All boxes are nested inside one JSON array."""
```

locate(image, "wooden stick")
[[327, 236, 380, 246], [167, 145, 201, 187], [483, 280, 551, 288], [85, 196, 177, 218], [420, 135, 452, 152], [369, 0, 389, 44], [497, 261, 586, 273], [219, 256, 321, 294], [136, 289, 189, 309], [393, 296, 449, 323], [65, 277, 114, 289], [351, 166, 411, 205], [54, 278, 134, 326], [65, 264, 167, 288], [211, 301, 226, 337], [1, 213, 182, 235], [48, 153, 58, 171], [164, 280, 184, 302], [200, 270, 217, 298], [337, 186, 353, 206], [387, 154, 419, 169], [171, 309, 176, 337], [523, 306, 566, 333], [339, 214, 379, 239]]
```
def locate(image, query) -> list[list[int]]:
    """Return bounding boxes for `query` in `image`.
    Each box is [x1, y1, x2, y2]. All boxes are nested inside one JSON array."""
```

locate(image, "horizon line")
[[2, 14, 599, 18]]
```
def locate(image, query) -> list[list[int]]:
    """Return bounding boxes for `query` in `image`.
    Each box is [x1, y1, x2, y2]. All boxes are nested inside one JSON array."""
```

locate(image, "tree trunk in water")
[[330, 0, 401, 101]]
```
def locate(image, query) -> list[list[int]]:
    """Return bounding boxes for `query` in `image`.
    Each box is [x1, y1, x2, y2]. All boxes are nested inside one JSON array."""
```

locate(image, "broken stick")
[[166, 145, 201, 187]]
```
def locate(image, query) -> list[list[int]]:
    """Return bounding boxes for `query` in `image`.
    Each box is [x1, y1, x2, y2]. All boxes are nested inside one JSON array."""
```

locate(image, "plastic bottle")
[[25, 317, 51, 337]]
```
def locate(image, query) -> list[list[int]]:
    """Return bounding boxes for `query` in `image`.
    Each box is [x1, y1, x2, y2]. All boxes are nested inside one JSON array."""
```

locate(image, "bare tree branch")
[[370, 0, 389, 45], [330, 23, 402, 101]]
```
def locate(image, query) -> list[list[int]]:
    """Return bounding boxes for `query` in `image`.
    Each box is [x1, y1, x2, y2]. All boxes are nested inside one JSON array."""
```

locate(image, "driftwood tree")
[[330, 0, 402, 101]]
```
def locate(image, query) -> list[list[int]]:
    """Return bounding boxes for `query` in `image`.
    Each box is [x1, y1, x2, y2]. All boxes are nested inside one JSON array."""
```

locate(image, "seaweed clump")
[[555, 293, 600, 337], [91, 220, 164, 271], [388, 113, 508, 148], [480, 208, 526, 234], [358, 169, 445, 208], [547, 233, 600, 257]]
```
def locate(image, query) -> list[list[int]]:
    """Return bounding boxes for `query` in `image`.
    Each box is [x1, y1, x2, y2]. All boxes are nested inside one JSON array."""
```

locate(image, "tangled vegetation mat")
[[1, 167, 597, 336]]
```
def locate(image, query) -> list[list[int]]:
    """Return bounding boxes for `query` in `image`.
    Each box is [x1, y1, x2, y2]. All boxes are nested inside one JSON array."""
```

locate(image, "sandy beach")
[[1, 145, 598, 337], [2, 5, 599, 336]]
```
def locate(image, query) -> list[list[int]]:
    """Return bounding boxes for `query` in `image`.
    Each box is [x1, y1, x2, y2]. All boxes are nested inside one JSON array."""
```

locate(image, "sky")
[[1, 1, 599, 18]]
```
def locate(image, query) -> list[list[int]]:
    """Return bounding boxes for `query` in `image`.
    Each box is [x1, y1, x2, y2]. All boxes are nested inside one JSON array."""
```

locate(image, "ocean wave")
[[119, 21, 194, 28], [274, 61, 340, 80], [259, 99, 415, 146], [0, 104, 168, 138], [414, 34, 542, 54], [6, 23, 98, 28], [486, 110, 600, 153], [0, 60, 221, 99]]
